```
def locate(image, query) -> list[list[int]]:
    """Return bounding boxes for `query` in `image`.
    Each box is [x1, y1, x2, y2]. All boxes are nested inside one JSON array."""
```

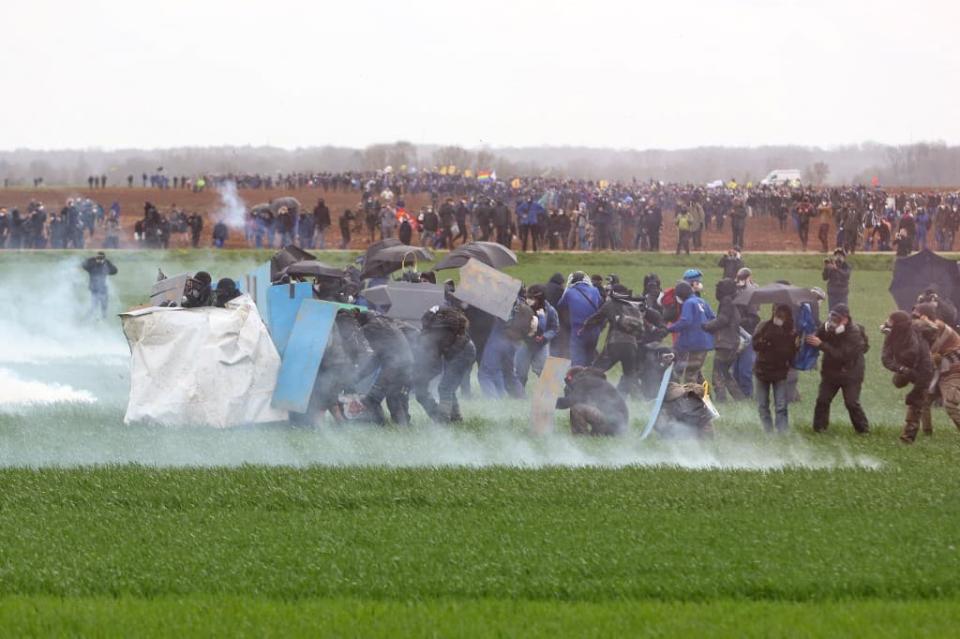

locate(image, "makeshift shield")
[[452, 258, 522, 321], [361, 281, 446, 321], [243, 261, 273, 326], [530, 356, 571, 435], [640, 363, 674, 440], [271, 300, 338, 414], [889, 249, 960, 312], [149, 273, 190, 306], [267, 282, 315, 355]]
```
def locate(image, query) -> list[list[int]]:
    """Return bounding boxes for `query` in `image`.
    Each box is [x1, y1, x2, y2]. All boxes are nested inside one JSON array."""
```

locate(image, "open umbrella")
[[890, 249, 960, 311], [270, 196, 302, 213], [360, 244, 433, 279], [733, 283, 821, 308], [281, 260, 345, 281], [270, 245, 315, 282], [359, 238, 403, 266], [434, 241, 518, 271], [250, 203, 271, 217]]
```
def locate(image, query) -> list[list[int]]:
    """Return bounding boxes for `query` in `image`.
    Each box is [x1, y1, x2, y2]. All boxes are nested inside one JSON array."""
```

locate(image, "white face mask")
[[772, 318, 784, 327], [835, 323, 846, 334], [692, 281, 703, 292], [526, 298, 536, 307]]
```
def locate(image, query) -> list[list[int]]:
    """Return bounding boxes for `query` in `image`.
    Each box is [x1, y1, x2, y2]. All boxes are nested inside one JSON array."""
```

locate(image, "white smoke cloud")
[[0, 368, 96, 409], [215, 181, 247, 229]]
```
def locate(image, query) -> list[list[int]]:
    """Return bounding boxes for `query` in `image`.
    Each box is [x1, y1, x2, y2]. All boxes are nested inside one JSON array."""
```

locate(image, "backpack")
[[613, 300, 645, 336], [505, 301, 536, 341], [661, 287, 680, 323]]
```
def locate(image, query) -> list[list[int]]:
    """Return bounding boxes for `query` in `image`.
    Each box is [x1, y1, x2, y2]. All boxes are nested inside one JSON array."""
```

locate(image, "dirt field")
[[0, 186, 833, 253]]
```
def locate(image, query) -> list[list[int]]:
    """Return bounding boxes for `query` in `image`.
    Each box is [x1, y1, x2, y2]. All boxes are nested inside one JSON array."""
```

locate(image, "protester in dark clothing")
[[81, 252, 117, 319], [703, 278, 745, 402], [752, 304, 800, 432], [583, 284, 644, 397], [881, 310, 934, 443], [313, 199, 331, 249], [339, 210, 355, 249], [212, 221, 228, 248], [555, 366, 629, 436], [358, 312, 414, 425], [181, 271, 214, 308], [822, 248, 852, 309], [915, 287, 958, 328], [718, 248, 744, 280], [214, 278, 241, 307], [414, 307, 475, 423], [807, 304, 870, 433], [544, 272, 565, 308]]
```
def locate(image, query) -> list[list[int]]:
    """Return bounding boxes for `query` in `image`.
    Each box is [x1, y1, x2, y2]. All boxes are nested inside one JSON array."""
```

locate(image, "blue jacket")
[[535, 301, 560, 342], [557, 281, 602, 337], [668, 296, 716, 352], [516, 201, 545, 226]]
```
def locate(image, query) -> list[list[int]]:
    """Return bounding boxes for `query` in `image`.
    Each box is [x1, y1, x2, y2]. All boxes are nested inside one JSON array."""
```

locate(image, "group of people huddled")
[[0, 198, 120, 249], [133, 202, 227, 249]]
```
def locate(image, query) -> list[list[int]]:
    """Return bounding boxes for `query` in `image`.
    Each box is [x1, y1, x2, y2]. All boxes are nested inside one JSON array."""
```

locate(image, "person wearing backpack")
[[582, 283, 645, 397], [752, 304, 800, 433], [703, 278, 746, 402], [667, 280, 715, 383], [806, 303, 871, 434]]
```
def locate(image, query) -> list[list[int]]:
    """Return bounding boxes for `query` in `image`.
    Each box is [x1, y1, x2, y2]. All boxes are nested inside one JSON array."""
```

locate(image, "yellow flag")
[[439, 166, 448, 176], [599, 179, 609, 190], [448, 165, 456, 175], [511, 178, 521, 189], [464, 169, 473, 178]]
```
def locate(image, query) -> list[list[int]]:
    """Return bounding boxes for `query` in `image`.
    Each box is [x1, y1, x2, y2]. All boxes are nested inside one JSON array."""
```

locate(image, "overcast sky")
[[3, 0, 958, 151]]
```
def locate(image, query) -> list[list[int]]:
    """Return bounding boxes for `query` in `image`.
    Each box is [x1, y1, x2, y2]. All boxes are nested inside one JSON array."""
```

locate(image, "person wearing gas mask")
[[718, 247, 744, 281], [356, 311, 415, 426], [555, 366, 629, 436], [213, 278, 242, 307], [514, 285, 559, 390], [181, 271, 214, 308], [915, 287, 957, 328], [752, 304, 800, 433], [913, 302, 960, 437], [881, 311, 934, 443], [806, 304, 870, 434], [822, 248, 852, 309], [81, 251, 118, 319], [667, 279, 715, 384], [414, 306, 476, 423]]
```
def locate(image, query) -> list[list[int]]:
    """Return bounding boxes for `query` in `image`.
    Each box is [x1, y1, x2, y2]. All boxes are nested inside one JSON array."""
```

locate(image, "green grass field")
[[1, 249, 959, 637]]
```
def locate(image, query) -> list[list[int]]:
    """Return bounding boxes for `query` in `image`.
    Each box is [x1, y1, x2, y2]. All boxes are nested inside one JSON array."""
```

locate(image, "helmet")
[[682, 269, 703, 282]]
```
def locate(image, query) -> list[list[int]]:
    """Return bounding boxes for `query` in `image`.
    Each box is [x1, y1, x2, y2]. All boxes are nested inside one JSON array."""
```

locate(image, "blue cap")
[[682, 269, 703, 282]]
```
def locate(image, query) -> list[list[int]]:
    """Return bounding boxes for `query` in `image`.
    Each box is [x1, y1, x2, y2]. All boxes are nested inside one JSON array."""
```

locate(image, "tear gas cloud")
[[215, 181, 247, 229], [0, 255, 880, 471]]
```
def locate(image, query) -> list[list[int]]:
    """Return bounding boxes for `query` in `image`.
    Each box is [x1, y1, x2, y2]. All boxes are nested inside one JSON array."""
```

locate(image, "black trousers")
[[593, 342, 638, 396], [519, 224, 538, 251], [813, 377, 869, 433]]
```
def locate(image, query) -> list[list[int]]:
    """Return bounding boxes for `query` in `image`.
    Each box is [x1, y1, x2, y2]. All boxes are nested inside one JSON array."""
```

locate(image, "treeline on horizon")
[[1, 141, 959, 187]]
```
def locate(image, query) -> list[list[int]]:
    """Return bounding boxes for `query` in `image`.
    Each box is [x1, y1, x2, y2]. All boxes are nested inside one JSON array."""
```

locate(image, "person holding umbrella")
[[752, 304, 800, 433]]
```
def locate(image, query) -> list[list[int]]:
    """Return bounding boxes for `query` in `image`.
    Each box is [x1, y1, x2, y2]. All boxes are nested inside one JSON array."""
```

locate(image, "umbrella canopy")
[[360, 244, 433, 279], [360, 281, 445, 321], [270, 196, 302, 213], [250, 203, 271, 216], [890, 249, 960, 311], [434, 241, 519, 271], [282, 260, 345, 281], [734, 283, 821, 308], [270, 245, 316, 282], [360, 238, 403, 266]]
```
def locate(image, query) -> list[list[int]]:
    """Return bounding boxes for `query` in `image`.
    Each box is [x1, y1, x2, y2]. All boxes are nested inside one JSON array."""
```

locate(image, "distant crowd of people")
[[3, 172, 960, 254]]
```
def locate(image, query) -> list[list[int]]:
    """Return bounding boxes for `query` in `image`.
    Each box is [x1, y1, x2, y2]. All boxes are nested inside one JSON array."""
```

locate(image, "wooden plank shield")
[[530, 356, 571, 435]]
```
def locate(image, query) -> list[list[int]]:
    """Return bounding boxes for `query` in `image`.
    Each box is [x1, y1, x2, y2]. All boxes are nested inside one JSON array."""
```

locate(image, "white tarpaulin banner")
[[121, 295, 288, 427]]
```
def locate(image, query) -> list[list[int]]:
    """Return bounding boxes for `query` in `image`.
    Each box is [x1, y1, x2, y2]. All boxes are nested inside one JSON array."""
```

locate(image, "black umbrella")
[[890, 249, 960, 311], [270, 245, 315, 282], [734, 283, 821, 308], [434, 241, 519, 271], [282, 260, 345, 280], [360, 238, 403, 266], [361, 244, 433, 279], [270, 196, 302, 213]]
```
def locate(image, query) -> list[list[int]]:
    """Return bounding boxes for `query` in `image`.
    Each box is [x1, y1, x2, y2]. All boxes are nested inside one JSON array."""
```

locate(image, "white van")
[[760, 169, 802, 186]]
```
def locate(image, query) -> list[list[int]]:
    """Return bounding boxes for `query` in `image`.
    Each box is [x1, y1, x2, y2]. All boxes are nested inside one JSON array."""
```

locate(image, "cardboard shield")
[[271, 300, 338, 414], [244, 261, 272, 326], [149, 273, 190, 307], [530, 356, 571, 435], [361, 281, 446, 321], [452, 258, 522, 321]]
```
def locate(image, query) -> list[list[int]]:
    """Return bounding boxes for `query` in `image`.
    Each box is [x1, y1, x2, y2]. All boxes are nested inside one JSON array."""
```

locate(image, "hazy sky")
[[3, 0, 958, 150]]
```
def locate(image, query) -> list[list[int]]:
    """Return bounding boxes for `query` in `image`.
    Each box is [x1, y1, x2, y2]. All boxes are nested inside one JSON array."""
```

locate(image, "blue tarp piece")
[[267, 282, 315, 355], [271, 300, 338, 413]]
